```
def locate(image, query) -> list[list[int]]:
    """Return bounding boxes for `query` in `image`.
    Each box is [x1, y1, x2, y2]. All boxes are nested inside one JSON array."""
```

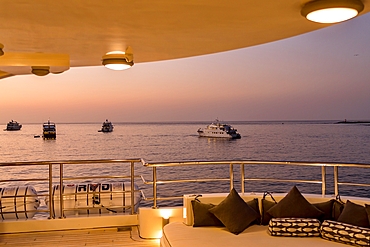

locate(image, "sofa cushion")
[[209, 188, 259, 234], [192, 198, 260, 227], [268, 218, 321, 237], [261, 199, 276, 225], [337, 200, 370, 228], [320, 220, 370, 247], [191, 200, 223, 227], [246, 198, 261, 225], [267, 186, 324, 218], [313, 199, 335, 221], [332, 200, 345, 221]]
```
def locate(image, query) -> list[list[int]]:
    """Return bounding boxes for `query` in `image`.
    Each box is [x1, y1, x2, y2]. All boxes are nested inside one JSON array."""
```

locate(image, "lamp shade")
[[301, 0, 364, 23]]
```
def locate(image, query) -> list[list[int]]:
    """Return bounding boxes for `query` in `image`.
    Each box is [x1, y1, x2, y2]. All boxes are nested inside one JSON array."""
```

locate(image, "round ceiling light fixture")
[[301, 0, 364, 23], [102, 46, 134, 70], [31, 66, 50, 76]]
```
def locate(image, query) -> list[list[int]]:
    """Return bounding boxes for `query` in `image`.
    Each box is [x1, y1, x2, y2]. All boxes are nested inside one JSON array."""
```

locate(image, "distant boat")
[[99, 119, 114, 133], [336, 119, 370, 124], [5, 120, 22, 131], [197, 119, 241, 139], [42, 120, 56, 139]]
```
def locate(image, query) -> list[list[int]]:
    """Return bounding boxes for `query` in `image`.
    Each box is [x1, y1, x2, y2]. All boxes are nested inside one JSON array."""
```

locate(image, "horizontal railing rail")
[[2, 158, 370, 213], [0, 159, 142, 220], [141, 159, 370, 208]]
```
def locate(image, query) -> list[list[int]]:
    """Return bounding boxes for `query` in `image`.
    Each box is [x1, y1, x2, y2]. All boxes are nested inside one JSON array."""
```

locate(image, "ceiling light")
[[31, 66, 50, 76], [301, 0, 364, 23], [102, 46, 134, 70], [0, 43, 4, 56]]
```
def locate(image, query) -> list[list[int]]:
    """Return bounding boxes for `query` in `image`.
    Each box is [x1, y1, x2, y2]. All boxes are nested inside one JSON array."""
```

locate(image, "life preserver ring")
[[46, 182, 142, 218], [0, 186, 40, 220]]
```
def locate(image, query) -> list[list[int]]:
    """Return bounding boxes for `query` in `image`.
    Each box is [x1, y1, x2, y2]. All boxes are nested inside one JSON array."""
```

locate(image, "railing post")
[[59, 163, 65, 218], [334, 166, 339, 196], [229, 163, 234, 191], [130, 161, 135, 215], [241, 163, 245, 193], [48, 163, 54, 219], [153, 166, 157, 208], [321, 166, 326, 197]]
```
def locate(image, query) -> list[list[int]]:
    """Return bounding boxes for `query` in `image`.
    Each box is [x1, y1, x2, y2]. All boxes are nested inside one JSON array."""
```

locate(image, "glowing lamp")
[[102, 46, 134, 70], [301, 0, 364, 23]]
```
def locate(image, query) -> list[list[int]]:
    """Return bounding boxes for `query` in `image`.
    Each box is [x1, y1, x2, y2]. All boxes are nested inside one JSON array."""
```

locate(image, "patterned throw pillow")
[[320, 220, 370, 247], [268, 218, 321, 237]]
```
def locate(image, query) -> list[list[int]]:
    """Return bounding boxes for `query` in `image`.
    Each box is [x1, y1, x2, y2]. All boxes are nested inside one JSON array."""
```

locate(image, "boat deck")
[[0, 227, 159, 247]]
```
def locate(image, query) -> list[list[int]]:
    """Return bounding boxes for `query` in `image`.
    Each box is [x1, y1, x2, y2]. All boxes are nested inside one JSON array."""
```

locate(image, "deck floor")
[[0, 227, 160, 247]]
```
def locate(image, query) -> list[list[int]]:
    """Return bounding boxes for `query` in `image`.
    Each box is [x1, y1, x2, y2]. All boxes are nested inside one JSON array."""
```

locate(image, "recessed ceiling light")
[[102, 46, 134, 70]]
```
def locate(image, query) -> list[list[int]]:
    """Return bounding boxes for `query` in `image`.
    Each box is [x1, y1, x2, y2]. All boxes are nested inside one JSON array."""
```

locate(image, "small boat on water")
[[197, 119, 241, 139], [42, 120, 56, 139], [99, 119, 114, 132], [4, 120, 22, 131]]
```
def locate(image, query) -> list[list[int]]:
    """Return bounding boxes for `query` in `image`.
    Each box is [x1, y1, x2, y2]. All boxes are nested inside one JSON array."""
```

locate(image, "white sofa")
[[160, 192, 370, 247]]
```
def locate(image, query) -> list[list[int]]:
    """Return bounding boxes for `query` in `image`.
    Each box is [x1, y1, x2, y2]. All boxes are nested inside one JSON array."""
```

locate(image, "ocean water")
[[1, 120, 370, 207]]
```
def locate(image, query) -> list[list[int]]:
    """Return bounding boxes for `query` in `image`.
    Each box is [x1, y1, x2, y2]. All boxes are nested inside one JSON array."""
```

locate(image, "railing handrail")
[[0, 159, 142, 219], [141, 159, 370, 207], [2, 159, 370, 213]]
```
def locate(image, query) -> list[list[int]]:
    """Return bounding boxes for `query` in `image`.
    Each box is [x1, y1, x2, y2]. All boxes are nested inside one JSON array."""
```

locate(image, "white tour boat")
[[100, 119, 114, 132], [42, 120, 56, 139], [5, 120, 22, 131], [197, 119, 241, 139]]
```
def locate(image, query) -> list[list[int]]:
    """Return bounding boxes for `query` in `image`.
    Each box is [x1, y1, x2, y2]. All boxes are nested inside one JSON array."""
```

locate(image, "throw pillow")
[[247, 198, 261, 225], [332, 199, 344, 221], [261, 199, 276, 225], [337, 200, 370, 228], [268, 218, 321, 237], [191, 200, 223, 227], [209, 188, 259, 234], [365, 204, 370, 226], [313, 199, 335, 221], [267, 186, 324, 218], [321, 220, 370, 247]]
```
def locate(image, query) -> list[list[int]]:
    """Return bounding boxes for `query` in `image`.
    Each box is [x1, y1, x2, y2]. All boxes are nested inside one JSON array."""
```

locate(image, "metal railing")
[[2, 159, 370, 213], [0, 159, 142, 219], [142, 159, 370, 208]]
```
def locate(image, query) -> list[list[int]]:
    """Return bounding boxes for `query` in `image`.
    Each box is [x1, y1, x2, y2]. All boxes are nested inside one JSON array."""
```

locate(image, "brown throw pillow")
[[332, 199, 344, 220], [261, 199, 276, 225], [191, 200, 224, 227], [247, 198, 261, 225], [313, 199, 335, 221], [209, 188, 259, 234], [337, 200, 370, 228], [267, 186, 324, 218]]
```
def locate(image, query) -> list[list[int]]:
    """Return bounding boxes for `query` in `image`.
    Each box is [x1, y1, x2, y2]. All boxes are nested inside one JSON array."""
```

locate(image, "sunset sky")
[[1, 13, 370, 124]]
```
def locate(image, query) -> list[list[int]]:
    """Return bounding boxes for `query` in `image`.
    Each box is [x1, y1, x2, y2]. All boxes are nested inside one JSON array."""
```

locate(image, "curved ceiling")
[[0, 0, 369, 78]]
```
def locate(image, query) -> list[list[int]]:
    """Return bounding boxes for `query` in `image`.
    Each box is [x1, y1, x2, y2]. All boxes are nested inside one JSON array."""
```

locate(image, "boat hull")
[[198, 130, 241, 139]]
